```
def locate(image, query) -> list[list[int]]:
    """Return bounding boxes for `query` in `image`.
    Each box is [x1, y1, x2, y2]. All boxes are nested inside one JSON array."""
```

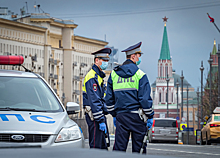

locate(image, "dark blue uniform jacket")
[[83, 64, 108, 123], [105, 59, 154, 119]]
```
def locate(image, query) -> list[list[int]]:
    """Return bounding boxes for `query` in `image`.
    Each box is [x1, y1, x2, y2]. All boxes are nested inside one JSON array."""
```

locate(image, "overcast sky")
[[2, 0, 220, 90]]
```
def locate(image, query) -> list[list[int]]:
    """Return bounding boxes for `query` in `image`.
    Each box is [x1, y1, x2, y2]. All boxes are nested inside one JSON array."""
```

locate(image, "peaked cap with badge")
[[122, 42, 143, 56], [91, 48, 112, 61]]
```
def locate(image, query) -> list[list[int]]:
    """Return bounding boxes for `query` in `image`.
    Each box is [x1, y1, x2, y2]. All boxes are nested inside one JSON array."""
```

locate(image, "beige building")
[[0, 12, 108, 117]]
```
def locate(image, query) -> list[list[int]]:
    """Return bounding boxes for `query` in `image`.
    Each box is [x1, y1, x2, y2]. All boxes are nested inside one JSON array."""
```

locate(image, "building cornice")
[[30, 18, 78, 29], [74, 35, 108, 46], [0, 18, 47, 32]]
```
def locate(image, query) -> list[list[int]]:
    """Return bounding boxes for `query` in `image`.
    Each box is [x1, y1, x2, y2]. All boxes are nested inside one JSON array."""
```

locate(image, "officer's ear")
[[94, 57, 99, 63], [130, 54, 136, 60]]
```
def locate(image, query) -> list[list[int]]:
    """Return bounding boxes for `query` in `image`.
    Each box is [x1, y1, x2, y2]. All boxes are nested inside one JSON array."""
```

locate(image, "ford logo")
[[11, 135, 25, 141]]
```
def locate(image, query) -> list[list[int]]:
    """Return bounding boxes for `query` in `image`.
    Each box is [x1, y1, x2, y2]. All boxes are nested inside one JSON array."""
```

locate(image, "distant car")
[[200, 108, 220, 145], [148, 118, 178, 144], [0, 55, 84, 148]]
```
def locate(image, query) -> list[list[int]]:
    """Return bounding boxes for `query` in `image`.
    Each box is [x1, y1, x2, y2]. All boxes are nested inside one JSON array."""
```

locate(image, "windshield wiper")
[[0, 107, 47, 112]]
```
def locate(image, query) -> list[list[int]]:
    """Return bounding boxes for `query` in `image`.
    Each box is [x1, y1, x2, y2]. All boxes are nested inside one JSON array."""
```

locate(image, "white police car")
[[0, 55, 84, 147]]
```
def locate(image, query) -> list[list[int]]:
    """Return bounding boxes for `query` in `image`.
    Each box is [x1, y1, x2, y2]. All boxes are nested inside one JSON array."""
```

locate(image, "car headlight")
[[55, 125, 81, 143]]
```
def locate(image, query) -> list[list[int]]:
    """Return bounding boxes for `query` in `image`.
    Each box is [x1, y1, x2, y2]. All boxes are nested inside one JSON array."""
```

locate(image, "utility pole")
[[217, 45, 220, 107], [196, 87, 200, 129], [166, 73, 170, 118], [176, 79, 179, 118], [208, 53, 213, 114], [180, 71, 184, 119], [200, 61, 204, 129], [187, 84, 189, 144]]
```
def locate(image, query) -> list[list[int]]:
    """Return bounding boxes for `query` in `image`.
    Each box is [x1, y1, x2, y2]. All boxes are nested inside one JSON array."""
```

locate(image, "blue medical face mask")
[[100, 61, 108, 70], [136, 57, 141, 65]]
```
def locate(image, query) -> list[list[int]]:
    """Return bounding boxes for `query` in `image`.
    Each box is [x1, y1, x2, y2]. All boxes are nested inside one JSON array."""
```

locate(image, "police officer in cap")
[[105, 42, 154, 153], [83, 48, 111, 149]]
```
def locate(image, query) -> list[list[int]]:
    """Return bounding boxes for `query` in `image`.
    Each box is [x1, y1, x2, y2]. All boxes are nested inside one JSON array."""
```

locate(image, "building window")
[[160, 65, 162, 77], [59, 40, 62, 48], [159, 93, 161, 102], [165, 65, 168, 77], [172, 92, 173, 103]]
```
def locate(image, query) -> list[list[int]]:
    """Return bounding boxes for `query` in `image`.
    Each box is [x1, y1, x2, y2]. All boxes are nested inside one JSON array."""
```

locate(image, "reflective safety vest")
[[111, 69, 145, 91], [83, 69, 104, 94]]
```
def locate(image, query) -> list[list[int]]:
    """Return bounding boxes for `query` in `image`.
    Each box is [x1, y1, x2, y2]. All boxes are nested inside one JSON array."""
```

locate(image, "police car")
[[0, 55, 84, 147]]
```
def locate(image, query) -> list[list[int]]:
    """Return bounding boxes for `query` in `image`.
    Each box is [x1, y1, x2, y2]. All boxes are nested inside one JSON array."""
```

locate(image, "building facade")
[[0, 9, 108, 115]]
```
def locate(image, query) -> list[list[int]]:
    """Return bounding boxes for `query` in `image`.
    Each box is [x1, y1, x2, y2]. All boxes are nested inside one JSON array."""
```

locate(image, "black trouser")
[[113, 112, 147, 153], [85, 114, 109, 149]]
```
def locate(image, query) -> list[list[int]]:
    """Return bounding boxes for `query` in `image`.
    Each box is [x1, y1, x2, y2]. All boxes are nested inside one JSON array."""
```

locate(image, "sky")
[[1, 0, 220, 90]]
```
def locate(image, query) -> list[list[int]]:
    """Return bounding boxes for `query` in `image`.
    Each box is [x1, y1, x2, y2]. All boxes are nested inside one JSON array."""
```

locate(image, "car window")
[[154, 120, 176, 127], [0, 77, 63, 112], [214, 115, 220, 121]]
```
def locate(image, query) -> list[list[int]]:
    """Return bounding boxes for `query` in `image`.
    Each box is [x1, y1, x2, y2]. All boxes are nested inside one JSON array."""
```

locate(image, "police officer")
[[83, 48, 111, 149], [105, 42, 154, 153]]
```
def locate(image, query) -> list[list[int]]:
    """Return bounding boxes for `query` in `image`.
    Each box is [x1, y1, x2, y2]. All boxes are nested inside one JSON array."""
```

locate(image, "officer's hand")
[[99, 123, 107, 134], [113, 117, 116, 127], [147, 118, 153, 130]]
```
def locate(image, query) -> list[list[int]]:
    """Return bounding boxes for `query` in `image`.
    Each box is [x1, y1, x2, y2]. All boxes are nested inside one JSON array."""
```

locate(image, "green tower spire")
[[159, 22, 171, 60], [212, 39, 217, 55]]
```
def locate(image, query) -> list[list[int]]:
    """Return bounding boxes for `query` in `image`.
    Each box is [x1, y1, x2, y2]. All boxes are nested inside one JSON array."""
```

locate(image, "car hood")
[[0, 111, 76, 134]]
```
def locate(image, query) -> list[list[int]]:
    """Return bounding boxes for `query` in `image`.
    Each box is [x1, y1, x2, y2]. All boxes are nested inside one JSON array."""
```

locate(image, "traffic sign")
[[203, 115, 209, 121], [181, 117, 186, 122], [176, 116, 180, 120], [180, 123, 187, 131]]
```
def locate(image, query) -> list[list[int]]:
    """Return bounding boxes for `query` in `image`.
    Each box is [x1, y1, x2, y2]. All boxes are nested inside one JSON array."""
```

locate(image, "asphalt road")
[[85, 140, 220, 158]]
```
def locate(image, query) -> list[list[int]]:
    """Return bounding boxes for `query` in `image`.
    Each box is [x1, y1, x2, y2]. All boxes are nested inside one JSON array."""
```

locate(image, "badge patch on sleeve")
[[93, 83, 97, 91]]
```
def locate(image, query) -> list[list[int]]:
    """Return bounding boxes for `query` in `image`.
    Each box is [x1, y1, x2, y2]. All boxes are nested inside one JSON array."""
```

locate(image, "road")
[[85, 140, 220, 158]]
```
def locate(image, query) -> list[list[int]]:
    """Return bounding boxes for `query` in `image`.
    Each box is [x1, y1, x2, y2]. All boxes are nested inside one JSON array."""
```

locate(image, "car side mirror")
[[66, 102, 80, 115]]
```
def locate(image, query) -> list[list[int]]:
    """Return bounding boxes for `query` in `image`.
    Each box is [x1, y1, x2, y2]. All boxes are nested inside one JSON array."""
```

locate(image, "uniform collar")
[[122, 59, 136, 65], [92, 64, 106, 78]]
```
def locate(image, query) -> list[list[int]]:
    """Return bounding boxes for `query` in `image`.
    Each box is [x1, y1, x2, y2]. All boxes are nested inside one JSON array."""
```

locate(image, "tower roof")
[[159, 23, 171, 60], [212, 39, 217, 55]]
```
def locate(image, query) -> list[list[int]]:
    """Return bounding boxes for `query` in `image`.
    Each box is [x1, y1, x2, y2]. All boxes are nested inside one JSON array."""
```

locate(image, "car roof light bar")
[[0, 55, 24, 65]]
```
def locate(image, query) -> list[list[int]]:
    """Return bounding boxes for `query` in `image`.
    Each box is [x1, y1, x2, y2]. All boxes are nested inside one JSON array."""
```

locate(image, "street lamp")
[[176, 79, 179, 118], [217, 44, 220, 107], [200, 61, 204, 129], [186, 84, 189, 144], [166, 73, 170, 118], [208, 53, 213, 114], [196, 87, 200, 129], [180, 71, 184, 119]]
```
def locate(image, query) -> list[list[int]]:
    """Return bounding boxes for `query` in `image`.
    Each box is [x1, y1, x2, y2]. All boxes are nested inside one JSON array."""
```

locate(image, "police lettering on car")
[[0, 114, 55, 124], [83, 48, 111, 149], [105, 42, 154, 154]]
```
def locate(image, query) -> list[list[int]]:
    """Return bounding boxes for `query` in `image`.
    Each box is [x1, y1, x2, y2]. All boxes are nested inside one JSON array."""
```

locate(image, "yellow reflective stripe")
[[111, 69, 145, 91], [82, 69, 103, 93]]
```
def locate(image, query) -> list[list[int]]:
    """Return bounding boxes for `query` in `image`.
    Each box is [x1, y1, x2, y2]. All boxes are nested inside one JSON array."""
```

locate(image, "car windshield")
[[0, 76, 63, 112], [154, 120, 176, 127]]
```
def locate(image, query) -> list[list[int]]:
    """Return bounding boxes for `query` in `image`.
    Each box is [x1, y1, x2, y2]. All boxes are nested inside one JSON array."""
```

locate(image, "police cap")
[[121, 42, 143, 56], [91, 48, 112, 61]]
